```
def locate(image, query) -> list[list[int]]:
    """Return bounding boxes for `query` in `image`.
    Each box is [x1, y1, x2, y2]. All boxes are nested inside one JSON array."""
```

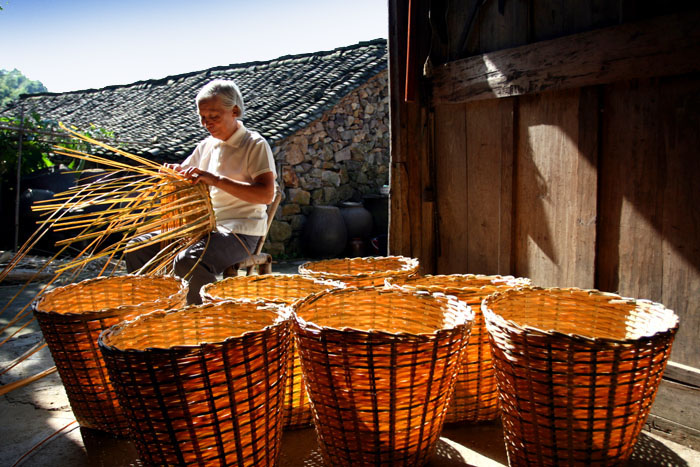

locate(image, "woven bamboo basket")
[[299, 256, 419, 287], [201, 274, 344, 429], [386, 274, 530, 423], [293, 286, 473, 466], [32, 275, 187, 437], [482, 287, 679, 466], [201, 274, 344, 305], [98, 300, 292, 467]]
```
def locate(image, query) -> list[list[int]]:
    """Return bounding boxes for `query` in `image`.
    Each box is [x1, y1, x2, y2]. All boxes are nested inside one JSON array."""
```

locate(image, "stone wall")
[[265, 70, 389, 258]]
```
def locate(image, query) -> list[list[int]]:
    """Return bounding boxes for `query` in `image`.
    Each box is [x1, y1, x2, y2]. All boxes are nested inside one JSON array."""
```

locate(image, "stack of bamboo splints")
[[0, 123, 216, 396]]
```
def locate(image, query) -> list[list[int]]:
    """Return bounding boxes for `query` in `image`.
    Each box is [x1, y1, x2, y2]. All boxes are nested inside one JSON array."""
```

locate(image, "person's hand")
[[161, 163, 185, 175], [179, 166, 221, 187]]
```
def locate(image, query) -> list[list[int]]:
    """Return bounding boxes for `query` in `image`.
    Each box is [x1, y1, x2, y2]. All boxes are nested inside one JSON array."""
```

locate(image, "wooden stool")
[[223, 188, 283, 278]]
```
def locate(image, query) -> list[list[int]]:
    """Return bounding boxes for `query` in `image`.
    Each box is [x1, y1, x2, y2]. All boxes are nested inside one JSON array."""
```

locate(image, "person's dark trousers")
[[125, 231, 259, 305]]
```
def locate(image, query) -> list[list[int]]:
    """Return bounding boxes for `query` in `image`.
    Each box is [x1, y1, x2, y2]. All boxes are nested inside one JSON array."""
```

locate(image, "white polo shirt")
[[182, 123, 276, 236]]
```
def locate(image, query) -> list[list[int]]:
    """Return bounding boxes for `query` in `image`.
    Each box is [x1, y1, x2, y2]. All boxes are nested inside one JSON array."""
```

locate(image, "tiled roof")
[[2, 39, 387, 162]]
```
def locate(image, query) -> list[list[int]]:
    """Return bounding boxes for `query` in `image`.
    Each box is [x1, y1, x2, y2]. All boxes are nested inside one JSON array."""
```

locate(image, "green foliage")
[[0, 113, 54, 183], [0, 112, 119, 249], [0, 113, 116, 192], [1, 69, 48, 108]]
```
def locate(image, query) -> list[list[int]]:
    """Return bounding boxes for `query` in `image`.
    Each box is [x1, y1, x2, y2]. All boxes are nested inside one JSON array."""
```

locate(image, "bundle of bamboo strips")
[[0, 123, 216, 395]]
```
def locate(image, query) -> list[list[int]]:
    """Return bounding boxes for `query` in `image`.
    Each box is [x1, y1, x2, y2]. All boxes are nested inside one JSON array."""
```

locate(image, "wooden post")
[[14, 104, 24, 253]]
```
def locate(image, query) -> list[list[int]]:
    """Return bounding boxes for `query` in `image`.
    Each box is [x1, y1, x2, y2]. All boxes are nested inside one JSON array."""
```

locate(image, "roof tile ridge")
[[17, 38, 388, 100]]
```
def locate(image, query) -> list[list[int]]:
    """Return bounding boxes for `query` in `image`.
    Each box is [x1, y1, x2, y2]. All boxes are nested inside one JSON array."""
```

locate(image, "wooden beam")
[[665, 362, 700, 389], [388, 0, 412, 256], [433, 11, 700, 104], [388, 0, 436, 268]]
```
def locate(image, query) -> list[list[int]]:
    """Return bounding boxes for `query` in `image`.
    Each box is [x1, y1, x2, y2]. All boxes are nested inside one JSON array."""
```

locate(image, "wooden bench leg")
[[224, 253, 273, 277], [259, 262, 272, 275], [223, 265, 238, 278]]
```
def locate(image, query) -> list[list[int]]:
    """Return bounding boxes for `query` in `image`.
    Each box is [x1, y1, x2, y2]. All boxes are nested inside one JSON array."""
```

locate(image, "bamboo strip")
[[0, 366, 57, 397]]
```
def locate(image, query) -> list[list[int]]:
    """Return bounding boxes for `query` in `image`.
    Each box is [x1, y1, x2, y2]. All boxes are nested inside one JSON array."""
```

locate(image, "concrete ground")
[[1, 258, 698, 466]]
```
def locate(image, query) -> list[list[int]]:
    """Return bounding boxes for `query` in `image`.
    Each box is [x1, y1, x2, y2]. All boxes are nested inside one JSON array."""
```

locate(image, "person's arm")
[[179, 166, 275, 205]]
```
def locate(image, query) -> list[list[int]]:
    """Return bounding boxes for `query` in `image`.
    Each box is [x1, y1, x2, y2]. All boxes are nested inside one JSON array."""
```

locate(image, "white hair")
[[195, 79, 245, 118]]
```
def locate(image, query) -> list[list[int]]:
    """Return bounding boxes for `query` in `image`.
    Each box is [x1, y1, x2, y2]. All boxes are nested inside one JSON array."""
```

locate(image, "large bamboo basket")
[[32, 275, 187, 437], [482, 287, 679, 466], [386, 274, 530, 423], [201, 274, 344, 429], [293, 286, 473, 466], [299, 256, 419, 287], [98, 300, 292, 466], [201, 274, 344, 305]]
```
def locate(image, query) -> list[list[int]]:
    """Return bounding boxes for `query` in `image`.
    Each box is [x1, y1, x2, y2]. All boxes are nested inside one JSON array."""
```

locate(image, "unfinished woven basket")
[[293, 286, 473, 466], [201, 274, 344, 429], [386, 274, 530, 423], [98, 300, 292, 466], [32, 275, 187, 437], [299, 256, 419, 287], [156, 179, 217, 237], [482, 287, 679, 466]]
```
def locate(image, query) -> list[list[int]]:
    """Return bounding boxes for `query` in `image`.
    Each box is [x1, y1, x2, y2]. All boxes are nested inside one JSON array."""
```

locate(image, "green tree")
[[0, 114, 54, 183], [0, 69, 48, 108], [0, 114, 117, 248], [0, 115, 116, 185]]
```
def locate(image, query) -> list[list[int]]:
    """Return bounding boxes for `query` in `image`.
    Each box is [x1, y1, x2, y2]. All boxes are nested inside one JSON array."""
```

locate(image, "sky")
[[0, 0, 389, 93]]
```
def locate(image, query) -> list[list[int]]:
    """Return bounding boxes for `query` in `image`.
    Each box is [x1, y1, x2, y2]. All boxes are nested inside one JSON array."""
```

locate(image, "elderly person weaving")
[[126, 79, 277, 304]]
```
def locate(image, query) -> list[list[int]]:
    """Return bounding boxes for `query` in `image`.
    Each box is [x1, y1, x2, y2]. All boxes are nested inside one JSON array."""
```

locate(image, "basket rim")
[[298, 255, 419, 280], [202, 273, 345, 292], [293, 285, 473, 339], [98, 299, 291, 354], [200, 273, 346, 305], [482, 286, 680, 346], [33, 274, 187, 318], [385, 273, 530, 293]]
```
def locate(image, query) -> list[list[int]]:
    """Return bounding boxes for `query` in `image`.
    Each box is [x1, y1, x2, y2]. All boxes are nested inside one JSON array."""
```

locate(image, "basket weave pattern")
[[33, 275, 186, 436], [388, 274, 530, 423], [483, 287, 679, 466], [99, 301, 292, 466], [299, 256, 419, 287], [156, 180, 216, 236], [201, 274, 344, 429], [293, 287, 472, 466]]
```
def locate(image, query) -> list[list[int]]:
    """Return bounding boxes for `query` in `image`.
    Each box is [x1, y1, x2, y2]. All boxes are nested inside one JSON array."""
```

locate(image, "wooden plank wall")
[[434, 99, 515, 274], [598, 76, 700, 366], [390, 0, 700, 364], [389, 0, 700, 448], [515, 88, 598, 288]]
